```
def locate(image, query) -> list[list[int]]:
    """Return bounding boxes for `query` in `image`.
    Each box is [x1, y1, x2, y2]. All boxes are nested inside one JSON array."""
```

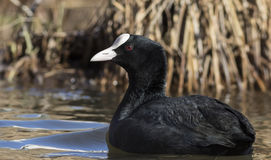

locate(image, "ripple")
[[16, 114, 45, 119], [0, 120, 108, 130]]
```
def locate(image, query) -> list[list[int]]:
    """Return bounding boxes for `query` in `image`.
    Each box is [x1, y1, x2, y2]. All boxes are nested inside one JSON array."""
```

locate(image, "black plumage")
[[91, 34, 255, 155]]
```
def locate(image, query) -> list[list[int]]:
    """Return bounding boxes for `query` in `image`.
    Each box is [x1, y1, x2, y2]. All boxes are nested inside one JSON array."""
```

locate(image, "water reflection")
[[0, 85, 270, 159], [0, 120, 107, 130]]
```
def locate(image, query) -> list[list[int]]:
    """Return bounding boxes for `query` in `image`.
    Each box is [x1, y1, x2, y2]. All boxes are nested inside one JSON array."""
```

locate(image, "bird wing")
[[137, 95, 255, 149], [133, 100, 233, 148], [197, 98, 255, 142]]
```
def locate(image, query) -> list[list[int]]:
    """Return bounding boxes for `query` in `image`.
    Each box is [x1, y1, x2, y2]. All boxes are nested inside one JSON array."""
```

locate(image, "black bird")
[[90, 34, 255, 155]]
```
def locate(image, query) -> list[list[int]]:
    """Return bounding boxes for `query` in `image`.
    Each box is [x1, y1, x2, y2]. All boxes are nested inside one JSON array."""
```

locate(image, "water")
[[0, 83, 270, 160]]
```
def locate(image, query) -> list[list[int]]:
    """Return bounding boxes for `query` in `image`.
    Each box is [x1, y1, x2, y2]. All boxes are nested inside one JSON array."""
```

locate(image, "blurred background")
[[0, 0, 271, 94]]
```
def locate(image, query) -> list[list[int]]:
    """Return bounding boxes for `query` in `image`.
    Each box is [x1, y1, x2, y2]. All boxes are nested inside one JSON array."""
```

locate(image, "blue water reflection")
[[0, 120, 109, 158]]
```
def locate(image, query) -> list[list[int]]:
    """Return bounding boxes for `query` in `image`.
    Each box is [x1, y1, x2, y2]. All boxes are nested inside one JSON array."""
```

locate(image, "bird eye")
[[125, 45, 133, 51]]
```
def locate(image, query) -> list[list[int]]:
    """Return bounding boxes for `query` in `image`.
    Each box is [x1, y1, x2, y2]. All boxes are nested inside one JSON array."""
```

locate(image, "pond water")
[[0, 82, 270, 160]]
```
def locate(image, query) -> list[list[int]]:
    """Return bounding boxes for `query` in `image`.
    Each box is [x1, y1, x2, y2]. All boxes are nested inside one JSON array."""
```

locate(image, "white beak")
[[90, 33, 130, 62], [90, 47, 117, 62]]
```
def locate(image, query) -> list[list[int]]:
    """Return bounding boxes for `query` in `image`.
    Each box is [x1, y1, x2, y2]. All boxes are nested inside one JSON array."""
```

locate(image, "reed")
[[0, 0, 271, 94]]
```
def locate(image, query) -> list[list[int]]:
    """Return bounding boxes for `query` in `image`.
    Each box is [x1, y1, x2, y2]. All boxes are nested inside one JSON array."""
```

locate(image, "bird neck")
[[112, 65, 167, 122]]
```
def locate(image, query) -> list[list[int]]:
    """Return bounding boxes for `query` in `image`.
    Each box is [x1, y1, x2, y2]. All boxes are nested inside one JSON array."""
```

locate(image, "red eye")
[[125, 45, 133, 51]]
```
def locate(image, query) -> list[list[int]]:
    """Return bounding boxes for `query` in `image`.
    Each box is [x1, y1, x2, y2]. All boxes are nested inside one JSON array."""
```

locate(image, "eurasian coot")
[[90, 34, 255, 155]]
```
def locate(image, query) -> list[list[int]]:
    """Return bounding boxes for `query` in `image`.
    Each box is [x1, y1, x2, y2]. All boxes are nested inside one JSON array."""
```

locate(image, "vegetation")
[[0, 0, 271, 94]]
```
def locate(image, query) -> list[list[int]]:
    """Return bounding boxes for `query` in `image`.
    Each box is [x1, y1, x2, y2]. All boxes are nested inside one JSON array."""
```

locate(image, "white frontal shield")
[[90, 33, 130, 62]]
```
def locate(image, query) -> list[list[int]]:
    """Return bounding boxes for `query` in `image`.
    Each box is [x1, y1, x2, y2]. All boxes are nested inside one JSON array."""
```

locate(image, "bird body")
[[110, 95, 254, 155], [90, 34, 255, 155]]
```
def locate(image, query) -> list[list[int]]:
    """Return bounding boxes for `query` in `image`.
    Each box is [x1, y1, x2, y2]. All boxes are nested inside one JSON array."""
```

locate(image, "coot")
[[90, 34, 255, 155]]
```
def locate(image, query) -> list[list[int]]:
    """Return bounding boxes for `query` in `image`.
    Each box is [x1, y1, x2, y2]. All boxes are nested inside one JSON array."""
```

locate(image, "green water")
[[0, 83, 270, 160]]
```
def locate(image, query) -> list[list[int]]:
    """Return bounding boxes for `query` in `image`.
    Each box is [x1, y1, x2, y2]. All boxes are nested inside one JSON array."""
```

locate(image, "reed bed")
[[108, 0, 271, 94], [1, 0, 271, 94]]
